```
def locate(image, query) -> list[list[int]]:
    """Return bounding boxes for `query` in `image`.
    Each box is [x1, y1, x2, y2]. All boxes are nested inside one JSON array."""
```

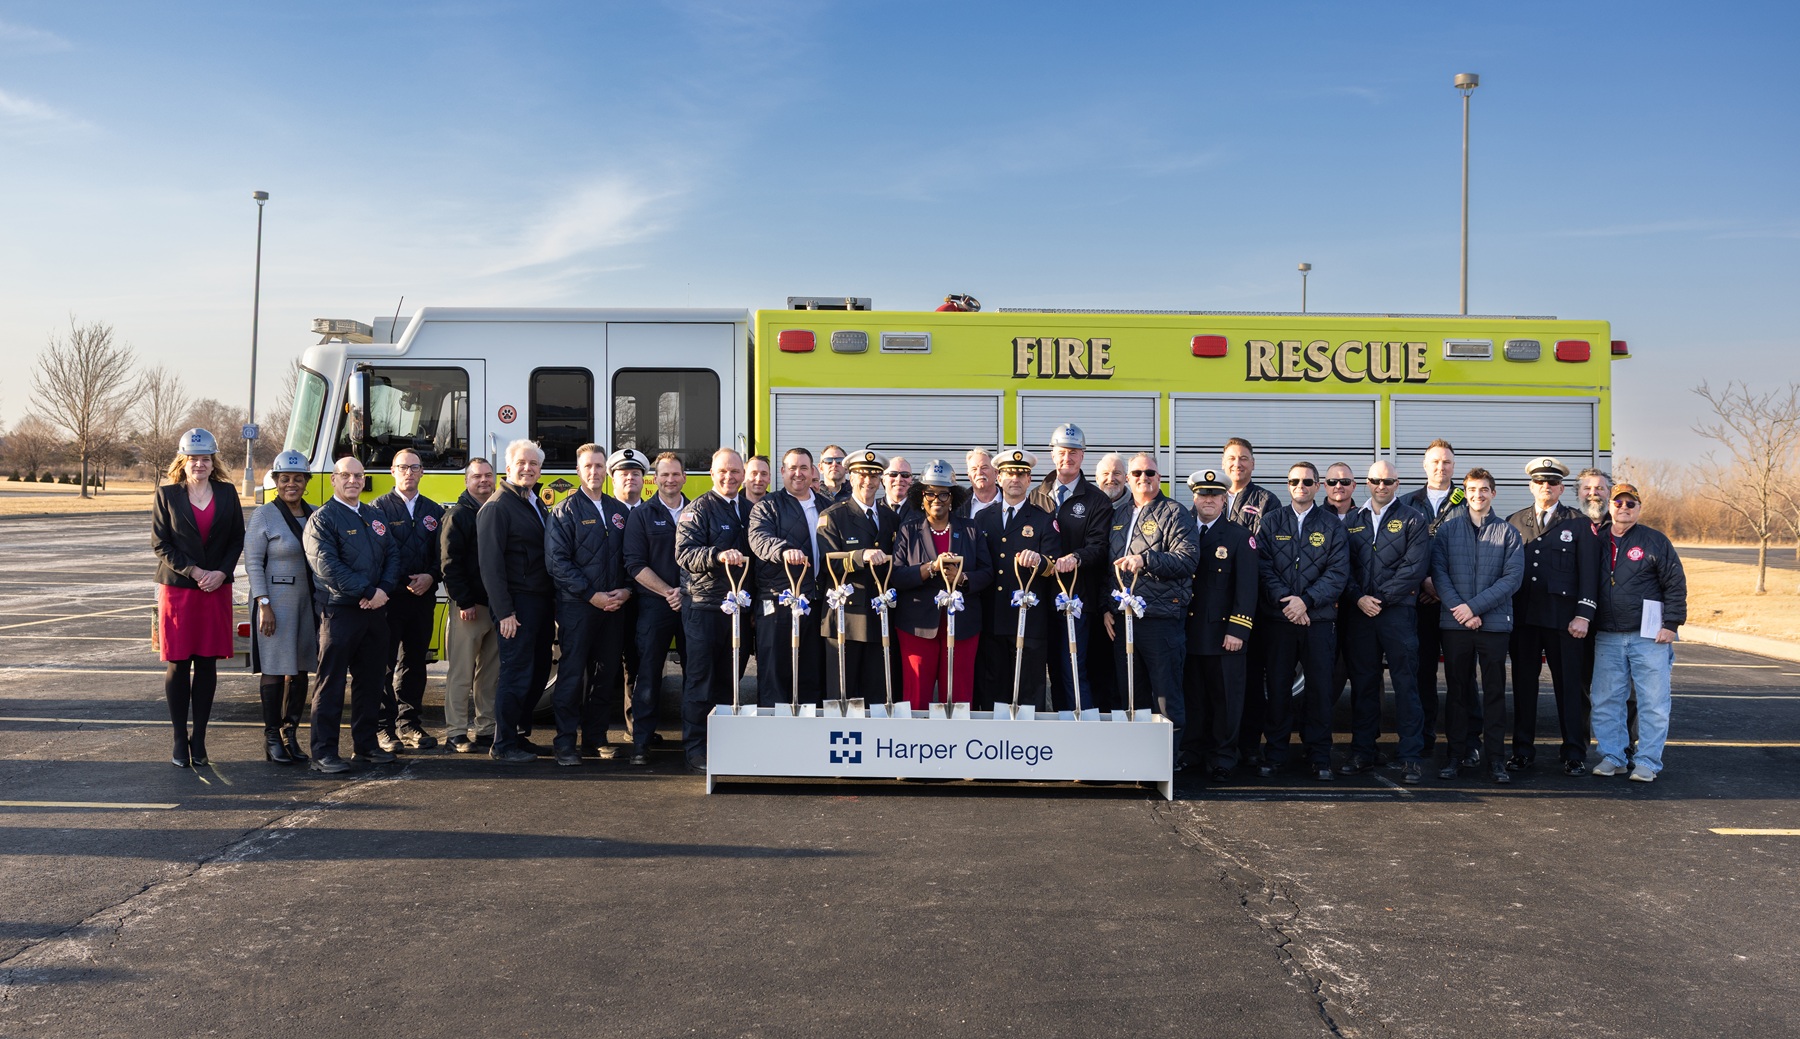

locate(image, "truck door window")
[[613, 369, 720, 473], [283, 366, 329, 461], [530, 367, 594, 470], [332, 365, 470, 471]]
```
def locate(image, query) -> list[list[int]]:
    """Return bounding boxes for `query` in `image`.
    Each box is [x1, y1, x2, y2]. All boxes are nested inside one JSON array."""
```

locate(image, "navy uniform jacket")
[[1257, 504, 1350, 622], [891, 515, 993, 638], [439, 490, 488, 610], [372, 491, 444, 589], [1596, 524, 1687, 634], [747, 488, 827, 600], [675, 491, 754, 609], [151, 482, 246, 590], [546, 490, 632, 603], [976, 499, 1058, 641], [1030, 474, 1114, 603], [1345, 500, 1432, 607], [818, 497, 900, 642], [1186, 515, 1258, 655], [623, 496, 687, 591], [477, 482, 554, 620], [1226, 482, 1279, 536], [1106, 494, 1201, 621], [304, 496, 404, 606], [1506, 503, 1599, 627]]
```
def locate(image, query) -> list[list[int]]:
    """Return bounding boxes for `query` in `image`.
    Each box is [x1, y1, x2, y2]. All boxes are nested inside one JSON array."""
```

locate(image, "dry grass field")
[[1680, 553, 1800, 642], [0, 479, 249, 517]]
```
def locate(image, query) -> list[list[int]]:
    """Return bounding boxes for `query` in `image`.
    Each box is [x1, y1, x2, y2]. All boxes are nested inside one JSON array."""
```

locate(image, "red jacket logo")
[[422, 514, 438, 532], [1626, 546, 1644, 562], [370, 519, 387, 537]]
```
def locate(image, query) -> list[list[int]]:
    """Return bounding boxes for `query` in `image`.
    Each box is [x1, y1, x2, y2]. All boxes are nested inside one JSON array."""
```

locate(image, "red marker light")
[[237, 622, 252, 638], [1554, 340, 1591, 362], [1191, 335, 1228, 357], [778, 330, 816, 353], [1611, 340, 1630, 356]]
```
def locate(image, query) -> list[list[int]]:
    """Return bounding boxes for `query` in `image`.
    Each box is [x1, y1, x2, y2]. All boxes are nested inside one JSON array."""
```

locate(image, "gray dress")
[[246, 501, 321, 675]]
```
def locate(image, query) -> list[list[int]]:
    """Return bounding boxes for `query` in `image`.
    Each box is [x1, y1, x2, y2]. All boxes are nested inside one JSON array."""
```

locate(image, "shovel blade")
[[797, 703, 819, 718], [845, 698, 867, 717], [769, 703, 795, 718], [735, 703, 759, 716], [1077, 707, 1101, 722]]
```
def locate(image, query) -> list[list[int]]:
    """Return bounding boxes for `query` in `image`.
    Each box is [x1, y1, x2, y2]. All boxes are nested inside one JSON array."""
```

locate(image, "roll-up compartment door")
[[1170, 394, 1378, 487], [770, 389, 1004, 463], [1016, 391, 1159, 480], [1390, 397, 1598, 514]]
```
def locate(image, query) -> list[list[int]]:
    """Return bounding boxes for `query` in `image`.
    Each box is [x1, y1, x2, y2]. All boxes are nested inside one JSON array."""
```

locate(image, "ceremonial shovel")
[[929, 553, 970, 720], [722, 560, 756, 716], [775, 558, 813, 717], [1053, 565, 1099, 721], [995, 556, 1039, 720], [821, 555, 865, 718], [1112, 562, 1147, 722], [867, 558, 905, 719]]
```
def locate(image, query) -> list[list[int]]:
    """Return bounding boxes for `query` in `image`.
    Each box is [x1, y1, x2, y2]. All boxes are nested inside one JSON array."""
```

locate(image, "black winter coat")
[[477, 481, 553, 619], [303, 496, 403, 606], [675, 491, 754, 609], [623, 496, 687, 591], [372, 491, 444, 588], [439, 490, 487, 609], [546, 491, 633, 603], [1187, 516, 1258, 655], [977, 499, 1058, 640], [1345, 500, 1432, 607], [1106, 494, 1200, 621], [1256, 504, 1350, 621], [817, 496, 900, 642]]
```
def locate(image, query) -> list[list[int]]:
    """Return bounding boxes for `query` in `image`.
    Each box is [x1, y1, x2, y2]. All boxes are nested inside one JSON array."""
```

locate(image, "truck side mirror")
[[346, 366, 371, 444]]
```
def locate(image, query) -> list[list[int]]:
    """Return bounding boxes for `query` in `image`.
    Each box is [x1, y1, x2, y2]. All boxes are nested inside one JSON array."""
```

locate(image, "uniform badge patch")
[[422, 515, 438, 532], [1560, 530, 1574, 542], [1071, 502, 1086, 518], [1308, 531, 1325, 547], [1215, 545, 1229, 560], [1021, 525, 1034, 538], [1247, 536, 1257, 549], [1386, 519, 1403, 533], [1627, 546, 1645, 561], [1140, 520, 1157, 537], [613, 513, 626, 529], [370, 519, 387, 537]]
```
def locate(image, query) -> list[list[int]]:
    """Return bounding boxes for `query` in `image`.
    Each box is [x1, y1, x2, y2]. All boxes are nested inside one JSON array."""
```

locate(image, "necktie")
[[1056, 485, 1069, 508], [867, 507, 878, 529], [1542, 511, 1551, 530], [1005, 506, 1016, 528]]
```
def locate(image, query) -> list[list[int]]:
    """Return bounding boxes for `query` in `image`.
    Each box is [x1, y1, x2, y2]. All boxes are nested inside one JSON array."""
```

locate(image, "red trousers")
[[898, 630, 981, 710]]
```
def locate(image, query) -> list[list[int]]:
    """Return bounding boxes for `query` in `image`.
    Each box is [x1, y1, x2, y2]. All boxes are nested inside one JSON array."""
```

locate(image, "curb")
[[1680, 624, 1800, 664]]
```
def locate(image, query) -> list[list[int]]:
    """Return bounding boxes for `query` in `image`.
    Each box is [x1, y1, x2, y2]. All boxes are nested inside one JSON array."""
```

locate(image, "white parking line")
[[1710, 828, 1800, 836], [1673, 663, 1778, 669], [0, 716, 262, 727], [0, 800, 180, 810], [0, 605, 158, 631]]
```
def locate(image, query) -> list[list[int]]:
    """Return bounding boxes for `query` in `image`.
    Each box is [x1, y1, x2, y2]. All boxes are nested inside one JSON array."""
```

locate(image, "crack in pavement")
[[0, 763, 412, 1010], [1153, 798, 1381, 1039]]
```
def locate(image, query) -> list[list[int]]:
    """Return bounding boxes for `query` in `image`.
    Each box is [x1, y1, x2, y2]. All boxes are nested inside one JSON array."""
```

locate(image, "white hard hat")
[[178, 428, 218, 456]]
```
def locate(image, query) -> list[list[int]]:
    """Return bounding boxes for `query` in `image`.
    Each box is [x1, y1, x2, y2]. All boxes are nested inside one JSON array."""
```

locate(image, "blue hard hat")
[[178, 428, 218, 456], [1048, 423, 1087, 450], [271, 449, 310, 475]]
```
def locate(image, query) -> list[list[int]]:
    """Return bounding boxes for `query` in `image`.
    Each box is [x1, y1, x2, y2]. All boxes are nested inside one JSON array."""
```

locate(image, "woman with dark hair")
[[891, 458, 992, 710], [150, 428, 245, 767], [245, 449, 322, 764]]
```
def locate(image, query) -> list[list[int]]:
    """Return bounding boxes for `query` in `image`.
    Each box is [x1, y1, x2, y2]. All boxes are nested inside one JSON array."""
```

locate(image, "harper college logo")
[[829, 730, 863, 765]]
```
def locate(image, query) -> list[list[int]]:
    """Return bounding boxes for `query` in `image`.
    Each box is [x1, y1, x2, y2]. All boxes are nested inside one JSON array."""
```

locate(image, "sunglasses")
[[1532, 477, 1564, 486], [1366, 478, 1398, 486], [1130, 469, 1158, 478], [1612, 497, 1640, 507], [1323, 478, 1354, 487], [821, 456, 846, 465], [1287, 478, 1316, 487], [884, 471, 913, 479]]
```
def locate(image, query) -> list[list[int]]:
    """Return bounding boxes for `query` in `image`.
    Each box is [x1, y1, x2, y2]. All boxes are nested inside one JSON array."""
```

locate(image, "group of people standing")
[[148, 421, 1688, 786]]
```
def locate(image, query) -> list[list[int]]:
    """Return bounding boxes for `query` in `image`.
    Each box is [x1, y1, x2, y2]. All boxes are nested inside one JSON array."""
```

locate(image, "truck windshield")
[[333, 365, 471, 471], [283, 366, 329, 460]]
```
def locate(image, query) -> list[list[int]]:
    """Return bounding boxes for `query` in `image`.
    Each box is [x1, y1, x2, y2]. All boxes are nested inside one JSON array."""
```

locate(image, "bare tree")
[[134, 365, 193, 451], [32, 317, 137, 498], [1693, 380, 1800, 593], [2, 413, 61, 479]]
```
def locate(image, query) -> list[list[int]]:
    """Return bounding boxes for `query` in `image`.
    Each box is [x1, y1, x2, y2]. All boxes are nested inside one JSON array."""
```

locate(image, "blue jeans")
[[1590, 631, 1673, 774]]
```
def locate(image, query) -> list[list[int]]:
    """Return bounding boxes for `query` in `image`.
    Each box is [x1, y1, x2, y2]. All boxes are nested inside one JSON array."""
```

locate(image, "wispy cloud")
[[0, 18, 72, 52], [484, 175, 683, 273], [0, 88, 88, 132]]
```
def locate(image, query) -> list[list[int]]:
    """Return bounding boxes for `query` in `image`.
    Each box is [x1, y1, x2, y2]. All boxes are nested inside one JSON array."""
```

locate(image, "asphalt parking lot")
[[2, 513, 1797, 1038]]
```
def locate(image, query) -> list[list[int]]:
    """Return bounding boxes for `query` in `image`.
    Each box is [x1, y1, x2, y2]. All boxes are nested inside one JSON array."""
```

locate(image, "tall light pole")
[[1298, 263, 1311, 313], [244, 190, 269, 498], [1455, 72, 1479, 315]]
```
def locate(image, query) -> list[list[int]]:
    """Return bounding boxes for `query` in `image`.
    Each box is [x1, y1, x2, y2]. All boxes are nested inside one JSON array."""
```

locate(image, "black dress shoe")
[[1491, 769, 1513, 784], [1460, 748, 1482, 768], [1313, 768, 1335, 782], [188, 739, 209, 767], [1438, 762, 1460, 780], [1208, 767, 1231, 783], [352, 748, 397, 764], [492, 748, 538, 763], [471, 734, 494, 751], [1401, 762, 1423, 784], [685, 754, 708, 774], [630, 751, 650, 767], [310, 754, 350, 774], [554, 748, 584, 767], [265, 736, 295, 765], [1505, 755, 1529, 773], [447, 734, 475, 753], [171, 749, 190, 768], [1337, 755, 1374, 776], [1562, 760, 1589, 777], [519, 739, 552, 756]]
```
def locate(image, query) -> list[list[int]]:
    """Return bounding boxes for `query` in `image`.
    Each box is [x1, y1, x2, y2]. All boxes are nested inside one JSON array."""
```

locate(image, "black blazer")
[[891, 515, 993, 638], [151, 482, 246, 589], [476, 481, 554, 619], [976, 500, 1058, 641], [1186, 516, 1259, 655], [818, 496, 901, 642]]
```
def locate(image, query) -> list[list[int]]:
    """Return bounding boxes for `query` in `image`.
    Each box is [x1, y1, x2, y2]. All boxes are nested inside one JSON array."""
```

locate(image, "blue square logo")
[[829, 730, 863, 765]]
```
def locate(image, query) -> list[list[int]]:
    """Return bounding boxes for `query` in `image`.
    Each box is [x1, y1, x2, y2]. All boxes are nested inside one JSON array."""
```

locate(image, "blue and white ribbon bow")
[[825, 585, 856, 611], [1011, 589, 1039, 609], [1111, 588, 1146, 619], [934, 589, 965, 614], [778, 590, 811, 616], [1055, 592, 1083, 619], [719, 590, 752, 616], [870, 588, 897, 613]]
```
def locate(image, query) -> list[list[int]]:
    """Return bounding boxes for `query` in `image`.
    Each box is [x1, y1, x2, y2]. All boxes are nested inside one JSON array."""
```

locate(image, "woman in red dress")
[[150, 429, 245, 767]]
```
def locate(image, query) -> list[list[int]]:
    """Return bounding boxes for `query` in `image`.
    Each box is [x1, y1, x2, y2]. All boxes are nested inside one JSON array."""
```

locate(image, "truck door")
[[332, 359, 486, 500], [606, 323, 736, 475]]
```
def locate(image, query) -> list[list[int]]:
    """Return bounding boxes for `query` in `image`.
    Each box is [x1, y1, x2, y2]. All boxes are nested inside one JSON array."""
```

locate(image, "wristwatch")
[[256, 596, 271, 606]]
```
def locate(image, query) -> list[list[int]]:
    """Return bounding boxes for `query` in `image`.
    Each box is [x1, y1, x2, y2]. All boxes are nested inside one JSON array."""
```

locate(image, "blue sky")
[[2, 1, 1795, 461]]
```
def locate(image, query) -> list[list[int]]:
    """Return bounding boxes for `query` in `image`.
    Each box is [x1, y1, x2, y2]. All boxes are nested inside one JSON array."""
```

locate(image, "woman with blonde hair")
[[149, 429, 245, 767]]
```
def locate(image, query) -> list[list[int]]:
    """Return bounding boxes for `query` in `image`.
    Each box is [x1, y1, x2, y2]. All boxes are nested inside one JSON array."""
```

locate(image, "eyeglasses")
[[1129, 469, 1157, 478], [884, 471, 912, 480], [920, 489, 952, 500], [1532, 477, 1564, 486], [1366, 478, 1398, 486], [1323, 478, 1354, 487], [1287, 478, 1316, 487], [392, 463, 423, 473]]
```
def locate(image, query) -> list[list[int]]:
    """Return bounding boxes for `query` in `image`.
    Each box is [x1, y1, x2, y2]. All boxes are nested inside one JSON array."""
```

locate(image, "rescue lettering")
[[1012, 337, 1115, 380], [1246, 340, 1430, 384]]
